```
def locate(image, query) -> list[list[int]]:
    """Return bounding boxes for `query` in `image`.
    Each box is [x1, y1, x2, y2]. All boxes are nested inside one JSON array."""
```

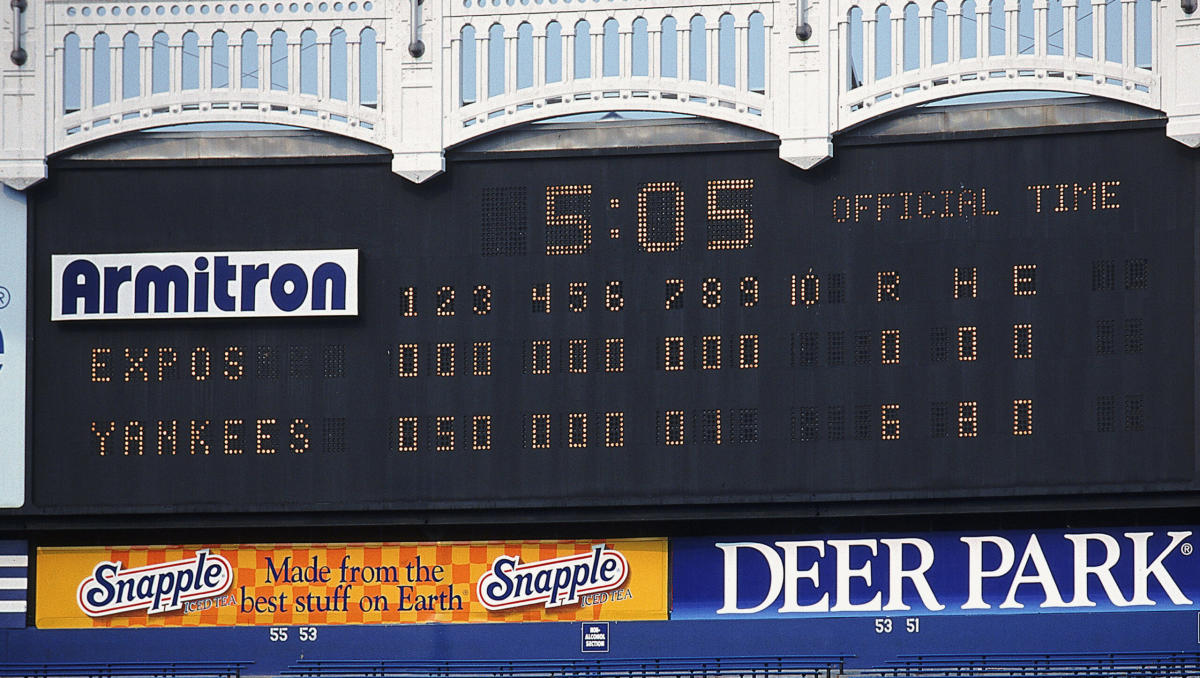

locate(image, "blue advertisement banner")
[[672, 528, 1199, 619], [0, 186, 25, 509], [0, 540, 28, 627]]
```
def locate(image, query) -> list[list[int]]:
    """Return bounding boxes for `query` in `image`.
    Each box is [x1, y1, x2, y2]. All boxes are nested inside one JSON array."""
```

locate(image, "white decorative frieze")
[[0, 0, 1194, 188]]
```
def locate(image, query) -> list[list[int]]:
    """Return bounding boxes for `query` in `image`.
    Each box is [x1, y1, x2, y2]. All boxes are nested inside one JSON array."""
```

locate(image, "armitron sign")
[[51, 250, 358, 320]]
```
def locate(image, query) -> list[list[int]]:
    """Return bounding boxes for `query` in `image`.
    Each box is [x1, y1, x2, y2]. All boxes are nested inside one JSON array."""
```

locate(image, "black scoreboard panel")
[[27, 125, 1199, 513]]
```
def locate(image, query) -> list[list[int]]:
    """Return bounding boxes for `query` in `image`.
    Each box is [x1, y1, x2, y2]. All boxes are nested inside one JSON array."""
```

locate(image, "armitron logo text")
[[52, 250, 358, 321], [76, 549, 234, 617], [476, 545, 629, 610]]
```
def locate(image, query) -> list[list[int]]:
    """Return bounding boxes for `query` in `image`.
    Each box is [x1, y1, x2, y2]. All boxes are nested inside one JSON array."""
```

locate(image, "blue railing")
[[7, 652, 1198, 678], [281, 656, 850, 678], [864, 652, 1200, 677], [0, 661, 254, 678]]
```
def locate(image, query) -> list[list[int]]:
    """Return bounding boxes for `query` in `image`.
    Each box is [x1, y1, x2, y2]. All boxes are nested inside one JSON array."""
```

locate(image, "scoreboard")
[[23, 124, 1199, 514]]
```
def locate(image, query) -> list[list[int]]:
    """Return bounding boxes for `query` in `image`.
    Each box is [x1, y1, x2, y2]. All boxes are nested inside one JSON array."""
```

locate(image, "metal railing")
[[863, 652, 1200, 677], [0, 661, 254, 678], [281, 655, 850, 678]]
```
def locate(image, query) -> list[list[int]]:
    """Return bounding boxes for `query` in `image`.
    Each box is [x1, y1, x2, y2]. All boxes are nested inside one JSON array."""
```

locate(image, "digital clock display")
[[25, 125, 1198, 514]]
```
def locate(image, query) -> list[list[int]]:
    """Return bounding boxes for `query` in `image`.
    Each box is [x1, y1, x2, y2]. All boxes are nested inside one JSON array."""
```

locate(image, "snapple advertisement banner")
[[671, 527, 1198, 619], [37, 539, 667, 628]]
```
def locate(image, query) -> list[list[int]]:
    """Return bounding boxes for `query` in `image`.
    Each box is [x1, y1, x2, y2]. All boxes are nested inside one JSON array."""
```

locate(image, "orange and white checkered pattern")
[[36, 539, 668, 629]]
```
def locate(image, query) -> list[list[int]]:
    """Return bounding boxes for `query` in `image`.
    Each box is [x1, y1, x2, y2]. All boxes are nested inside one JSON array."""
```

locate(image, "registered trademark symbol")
[[1182, 543, 1193, 556], [0, 286, 9, 309]]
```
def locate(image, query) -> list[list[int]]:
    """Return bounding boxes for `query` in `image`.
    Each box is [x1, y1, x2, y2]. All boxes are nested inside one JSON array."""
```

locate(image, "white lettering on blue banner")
[[51, 250, 358, 321], [0, 541, 28, 627], [671, 528, 1199, 618]]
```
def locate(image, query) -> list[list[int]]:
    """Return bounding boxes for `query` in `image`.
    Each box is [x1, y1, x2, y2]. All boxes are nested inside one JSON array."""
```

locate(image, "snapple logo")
[[477, 545, 628, 611], [76, 549, 233, 617]]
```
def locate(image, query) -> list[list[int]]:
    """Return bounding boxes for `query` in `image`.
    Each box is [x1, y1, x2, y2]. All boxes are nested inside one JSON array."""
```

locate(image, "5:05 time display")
[[483, 179, 756, 257]]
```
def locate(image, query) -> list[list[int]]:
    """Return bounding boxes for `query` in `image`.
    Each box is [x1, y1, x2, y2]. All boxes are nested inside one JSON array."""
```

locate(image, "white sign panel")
[[52, 249, 358, 321], [0, 187, 26, 507]]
